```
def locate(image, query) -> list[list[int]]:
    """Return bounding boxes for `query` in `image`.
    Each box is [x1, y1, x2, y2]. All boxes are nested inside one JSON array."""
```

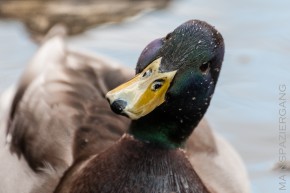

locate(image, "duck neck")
[[128, 110, 203, 149]]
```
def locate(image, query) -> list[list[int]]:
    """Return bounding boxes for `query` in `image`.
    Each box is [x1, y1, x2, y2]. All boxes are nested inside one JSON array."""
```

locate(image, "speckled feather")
[[7, 45, 131, 171]]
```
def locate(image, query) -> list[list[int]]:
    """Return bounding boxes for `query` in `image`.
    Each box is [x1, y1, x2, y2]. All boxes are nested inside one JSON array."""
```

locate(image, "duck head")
[[106, 20, 224, 148]]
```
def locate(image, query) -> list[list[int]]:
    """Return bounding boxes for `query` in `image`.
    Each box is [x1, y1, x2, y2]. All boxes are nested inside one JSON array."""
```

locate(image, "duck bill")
[[106, 58, 177, 120]]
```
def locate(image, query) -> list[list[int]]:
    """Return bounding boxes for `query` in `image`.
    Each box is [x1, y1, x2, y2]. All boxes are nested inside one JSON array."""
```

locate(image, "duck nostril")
[[110, 100, 127, 114]]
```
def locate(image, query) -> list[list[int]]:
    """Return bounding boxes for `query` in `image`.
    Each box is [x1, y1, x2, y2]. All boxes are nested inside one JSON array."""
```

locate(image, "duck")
[[53, 20, 250, 193]]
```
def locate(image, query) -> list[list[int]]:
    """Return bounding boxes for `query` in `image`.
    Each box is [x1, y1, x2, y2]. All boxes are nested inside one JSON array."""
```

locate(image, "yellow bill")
[[106, 57, 177, 120]]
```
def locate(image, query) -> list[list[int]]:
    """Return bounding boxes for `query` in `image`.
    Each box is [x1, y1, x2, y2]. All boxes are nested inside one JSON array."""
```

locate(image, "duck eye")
[[151, 79, 165, 91], [165, 33, 172, 40], [142, 69, 152, 78], [200, 62, 210, 74]]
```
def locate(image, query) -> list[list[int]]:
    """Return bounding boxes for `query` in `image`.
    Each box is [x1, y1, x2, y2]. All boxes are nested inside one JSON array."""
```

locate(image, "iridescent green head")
[[106, 20, 224, 148]]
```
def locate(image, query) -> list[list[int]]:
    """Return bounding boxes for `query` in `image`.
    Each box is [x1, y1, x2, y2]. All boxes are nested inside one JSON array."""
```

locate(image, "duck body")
[[1, 26, 133, 193], [55, 135, 209, 193], [8, 39, 131, 171]]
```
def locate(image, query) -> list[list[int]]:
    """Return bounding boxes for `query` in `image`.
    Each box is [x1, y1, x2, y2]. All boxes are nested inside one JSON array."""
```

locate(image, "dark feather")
[[55, 135, 210, 193]]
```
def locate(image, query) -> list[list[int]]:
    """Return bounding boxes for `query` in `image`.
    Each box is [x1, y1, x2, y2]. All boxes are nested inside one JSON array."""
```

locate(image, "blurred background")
[[0, 0, 290, 192]]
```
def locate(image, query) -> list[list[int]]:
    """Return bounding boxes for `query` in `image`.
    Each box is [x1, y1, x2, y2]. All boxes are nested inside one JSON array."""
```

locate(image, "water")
[[1, 0, 290, 192]]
